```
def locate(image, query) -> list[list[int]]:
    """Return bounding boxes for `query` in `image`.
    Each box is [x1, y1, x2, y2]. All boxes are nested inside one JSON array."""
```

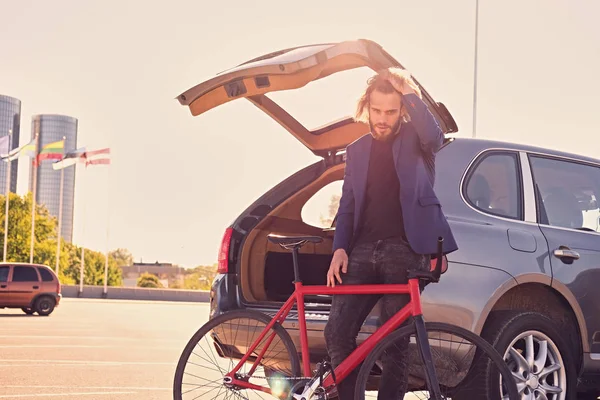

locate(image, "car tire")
[[21, 307, 35, 315], [34, 296, 56, 316], [482, 310, 577, 400]]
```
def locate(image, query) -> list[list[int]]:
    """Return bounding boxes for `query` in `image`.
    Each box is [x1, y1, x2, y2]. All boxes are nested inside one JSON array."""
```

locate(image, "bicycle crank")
[[288, 361, 337, 400]]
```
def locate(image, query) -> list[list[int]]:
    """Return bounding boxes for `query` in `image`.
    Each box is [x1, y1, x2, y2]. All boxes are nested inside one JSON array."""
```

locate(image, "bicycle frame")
[[225, 278, 424, 396]]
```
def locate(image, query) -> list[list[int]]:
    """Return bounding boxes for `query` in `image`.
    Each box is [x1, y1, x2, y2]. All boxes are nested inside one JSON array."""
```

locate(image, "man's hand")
[[327, 249, 348, 287], [383, 68, 418, 96]]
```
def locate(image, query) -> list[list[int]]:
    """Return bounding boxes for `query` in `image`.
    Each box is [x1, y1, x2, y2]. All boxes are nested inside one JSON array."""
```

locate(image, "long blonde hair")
[[354, 67, 422, 124]]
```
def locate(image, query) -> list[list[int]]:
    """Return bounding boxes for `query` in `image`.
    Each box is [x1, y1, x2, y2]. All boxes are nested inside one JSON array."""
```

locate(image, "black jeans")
[[323, 237, 429, 400]]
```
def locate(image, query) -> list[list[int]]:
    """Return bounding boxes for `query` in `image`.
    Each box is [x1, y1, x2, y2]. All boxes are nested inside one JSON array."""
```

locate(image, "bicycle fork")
[[414, 315, 444, 400]]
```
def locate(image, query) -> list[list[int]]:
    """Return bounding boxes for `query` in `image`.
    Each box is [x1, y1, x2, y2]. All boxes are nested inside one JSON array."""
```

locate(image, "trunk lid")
[[177, 39, 457, 157]]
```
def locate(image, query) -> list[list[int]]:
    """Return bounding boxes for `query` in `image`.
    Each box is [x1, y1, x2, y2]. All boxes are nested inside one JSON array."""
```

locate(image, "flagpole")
[[3, 129, 13, 262], [29, 133, 39, 263], [103, 160, 111, 296], [55, 136, 66, 276], [79, 162, 87, 294]]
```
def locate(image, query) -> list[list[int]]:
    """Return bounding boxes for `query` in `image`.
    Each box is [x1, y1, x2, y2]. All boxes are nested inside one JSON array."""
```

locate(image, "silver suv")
[[178, 39, 600, 399]]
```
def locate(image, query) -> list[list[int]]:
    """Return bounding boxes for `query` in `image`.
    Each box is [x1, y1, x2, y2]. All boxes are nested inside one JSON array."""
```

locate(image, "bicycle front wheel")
[[173, 309, 301, 400], [355, 322, 520, 400]]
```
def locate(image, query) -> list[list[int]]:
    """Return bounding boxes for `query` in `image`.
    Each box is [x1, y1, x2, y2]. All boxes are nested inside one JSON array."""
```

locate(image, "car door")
[[8, 265, 41, 306], [0, 266, 10, 306], [528, 153, 600, 356]]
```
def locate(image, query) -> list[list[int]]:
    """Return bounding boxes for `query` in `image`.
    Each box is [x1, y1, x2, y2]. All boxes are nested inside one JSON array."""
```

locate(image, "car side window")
[[38, 268, 55, 282], [0, 267, 8, 283], [529, 156, 600, 232], [464, 152, 522, 220], [12, 266, 40, 282]]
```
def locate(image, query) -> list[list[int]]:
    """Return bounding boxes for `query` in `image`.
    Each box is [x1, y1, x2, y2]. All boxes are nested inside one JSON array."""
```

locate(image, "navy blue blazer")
[[332, 93, 458, 257]]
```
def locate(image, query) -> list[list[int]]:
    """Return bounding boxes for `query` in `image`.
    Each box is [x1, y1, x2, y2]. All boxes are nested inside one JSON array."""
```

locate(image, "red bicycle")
[[174, 234, 519, 400]]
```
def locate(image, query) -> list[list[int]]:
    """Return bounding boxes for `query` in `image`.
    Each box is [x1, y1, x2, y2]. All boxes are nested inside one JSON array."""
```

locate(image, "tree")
[[178, 264, 218, 290], [109, 248, 133, 267], [137, 272, 163, 288], [0, 192, 123, 287], [0, 192, 57, 264], [319, 194, 341, 227]]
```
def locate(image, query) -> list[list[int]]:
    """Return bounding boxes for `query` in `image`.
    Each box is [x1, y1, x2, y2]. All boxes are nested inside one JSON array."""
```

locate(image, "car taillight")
[[218, 228, 233, 274]]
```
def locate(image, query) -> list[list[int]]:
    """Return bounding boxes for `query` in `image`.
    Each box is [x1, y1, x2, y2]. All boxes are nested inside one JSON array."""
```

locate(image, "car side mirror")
[[436, 102, 458, 134]]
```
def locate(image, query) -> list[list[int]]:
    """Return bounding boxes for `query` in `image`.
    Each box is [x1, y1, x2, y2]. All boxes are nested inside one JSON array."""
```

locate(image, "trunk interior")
[[239, 163, 345, 305]]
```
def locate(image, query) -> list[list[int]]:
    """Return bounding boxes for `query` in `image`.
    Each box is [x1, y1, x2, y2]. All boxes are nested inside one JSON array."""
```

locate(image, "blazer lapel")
[[353, 135, 372, 228], [392, 126, 406, 178], [392, 129, 404, 172]]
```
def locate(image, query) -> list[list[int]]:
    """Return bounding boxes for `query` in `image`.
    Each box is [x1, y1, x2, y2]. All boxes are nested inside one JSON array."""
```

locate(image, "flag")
[[0, 136, 9, 159], [84, 148, 110, 166], [3, 138, 36, 162], [37, 140, 64, 163], [52, 147, 87, 170]]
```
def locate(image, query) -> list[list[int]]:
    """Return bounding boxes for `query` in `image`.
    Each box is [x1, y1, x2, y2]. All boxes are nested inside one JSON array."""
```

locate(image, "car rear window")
[[0, 266, 8, 282], [12, 266, 39, 282], [38, 268, 55, 282]]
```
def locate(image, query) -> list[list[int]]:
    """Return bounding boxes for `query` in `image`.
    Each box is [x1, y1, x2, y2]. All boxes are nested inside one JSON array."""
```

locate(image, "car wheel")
[[34, 296, 56, 316], [21, 307, 35, 315], [482, 310, 577, 400]]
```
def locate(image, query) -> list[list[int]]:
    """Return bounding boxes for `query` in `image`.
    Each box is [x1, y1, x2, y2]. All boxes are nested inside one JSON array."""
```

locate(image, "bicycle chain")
[[242, 375, 313, 381]]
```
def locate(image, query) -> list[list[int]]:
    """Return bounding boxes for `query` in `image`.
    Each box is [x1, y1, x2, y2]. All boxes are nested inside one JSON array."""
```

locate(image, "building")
[[120, 262, 185, 288], [29, 114, 78, 242], [0, 95, 21, 193]]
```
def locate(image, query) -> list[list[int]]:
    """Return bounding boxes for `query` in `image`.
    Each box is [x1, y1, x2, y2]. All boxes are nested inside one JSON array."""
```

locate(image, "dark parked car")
[[178, 39, 600, 399]]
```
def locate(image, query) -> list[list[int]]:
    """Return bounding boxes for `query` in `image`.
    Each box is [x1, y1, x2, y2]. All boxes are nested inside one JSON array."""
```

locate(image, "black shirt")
[[353, 136, 406, 246]]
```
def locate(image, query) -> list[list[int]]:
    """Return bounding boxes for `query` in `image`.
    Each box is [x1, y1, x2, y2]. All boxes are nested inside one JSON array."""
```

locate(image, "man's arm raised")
[[385, 69, 444, 156]]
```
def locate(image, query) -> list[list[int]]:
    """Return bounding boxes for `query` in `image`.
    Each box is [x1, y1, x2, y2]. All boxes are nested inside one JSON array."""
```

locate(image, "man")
[[323, 67, 458, 399]]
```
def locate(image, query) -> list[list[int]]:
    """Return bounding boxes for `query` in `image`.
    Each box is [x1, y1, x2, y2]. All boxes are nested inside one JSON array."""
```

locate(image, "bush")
[[137, 272, 163, 288]]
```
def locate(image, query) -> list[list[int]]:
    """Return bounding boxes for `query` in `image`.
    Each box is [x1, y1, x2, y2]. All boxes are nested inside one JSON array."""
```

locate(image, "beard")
[[369, 118, 402, 142]]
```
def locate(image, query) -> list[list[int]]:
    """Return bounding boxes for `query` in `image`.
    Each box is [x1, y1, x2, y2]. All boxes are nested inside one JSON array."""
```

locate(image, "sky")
[[0, 0, 598, 268]]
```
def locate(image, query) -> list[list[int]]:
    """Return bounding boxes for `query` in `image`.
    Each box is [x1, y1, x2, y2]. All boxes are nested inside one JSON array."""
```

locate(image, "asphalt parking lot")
[[0, 298, 208, 399], [2, 299, 596, 399]]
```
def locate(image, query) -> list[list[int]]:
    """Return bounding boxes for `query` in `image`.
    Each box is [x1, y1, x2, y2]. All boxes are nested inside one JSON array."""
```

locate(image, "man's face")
[[368, 89, 402, 141]]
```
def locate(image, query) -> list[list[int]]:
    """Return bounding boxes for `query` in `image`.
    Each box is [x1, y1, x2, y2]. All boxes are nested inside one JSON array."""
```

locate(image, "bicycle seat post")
[[291, 246, 302, 284], [266, 234, 324, 286]]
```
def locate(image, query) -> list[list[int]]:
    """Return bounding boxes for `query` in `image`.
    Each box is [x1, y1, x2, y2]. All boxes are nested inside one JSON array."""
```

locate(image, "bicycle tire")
[[354, 321, 520, 400], [173, 309, 301, 400]]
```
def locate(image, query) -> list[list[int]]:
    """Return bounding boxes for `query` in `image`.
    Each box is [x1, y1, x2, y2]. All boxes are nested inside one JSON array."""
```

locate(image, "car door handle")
[[33, 286, 39, 289], [553, 248, 580, 260], [0, 284, 6, 288]]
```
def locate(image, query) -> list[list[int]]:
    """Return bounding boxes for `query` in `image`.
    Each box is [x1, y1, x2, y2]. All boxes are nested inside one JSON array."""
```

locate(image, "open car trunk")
[[237, 163, 345, 305], [178, 39, 457, 306]]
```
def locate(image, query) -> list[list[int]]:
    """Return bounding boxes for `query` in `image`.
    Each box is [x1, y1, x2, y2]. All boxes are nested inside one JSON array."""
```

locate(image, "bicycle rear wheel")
[[173, 309, 301, 399], [354, 322, 520, 400]]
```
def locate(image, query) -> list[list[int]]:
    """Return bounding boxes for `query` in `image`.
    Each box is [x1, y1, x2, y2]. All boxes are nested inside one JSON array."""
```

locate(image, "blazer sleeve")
[[332, 150, 355, 253], [403, 93, 444, 156]]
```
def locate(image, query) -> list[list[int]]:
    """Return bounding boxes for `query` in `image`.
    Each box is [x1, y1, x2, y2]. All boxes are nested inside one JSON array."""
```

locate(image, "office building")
[[0, 95, 21, 193], [29, 114, 78, 242]]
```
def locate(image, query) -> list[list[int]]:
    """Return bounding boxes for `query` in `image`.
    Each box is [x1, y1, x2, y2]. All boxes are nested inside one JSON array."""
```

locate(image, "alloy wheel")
[[503, 330, 566, 400]]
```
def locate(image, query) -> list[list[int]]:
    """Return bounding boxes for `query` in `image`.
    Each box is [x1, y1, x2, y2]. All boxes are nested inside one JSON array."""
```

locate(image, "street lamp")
[[472, 0, 480, 138]]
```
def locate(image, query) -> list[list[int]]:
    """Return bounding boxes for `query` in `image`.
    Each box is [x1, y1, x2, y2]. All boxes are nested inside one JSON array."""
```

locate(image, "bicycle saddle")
[[267, 233, 323, 249]]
